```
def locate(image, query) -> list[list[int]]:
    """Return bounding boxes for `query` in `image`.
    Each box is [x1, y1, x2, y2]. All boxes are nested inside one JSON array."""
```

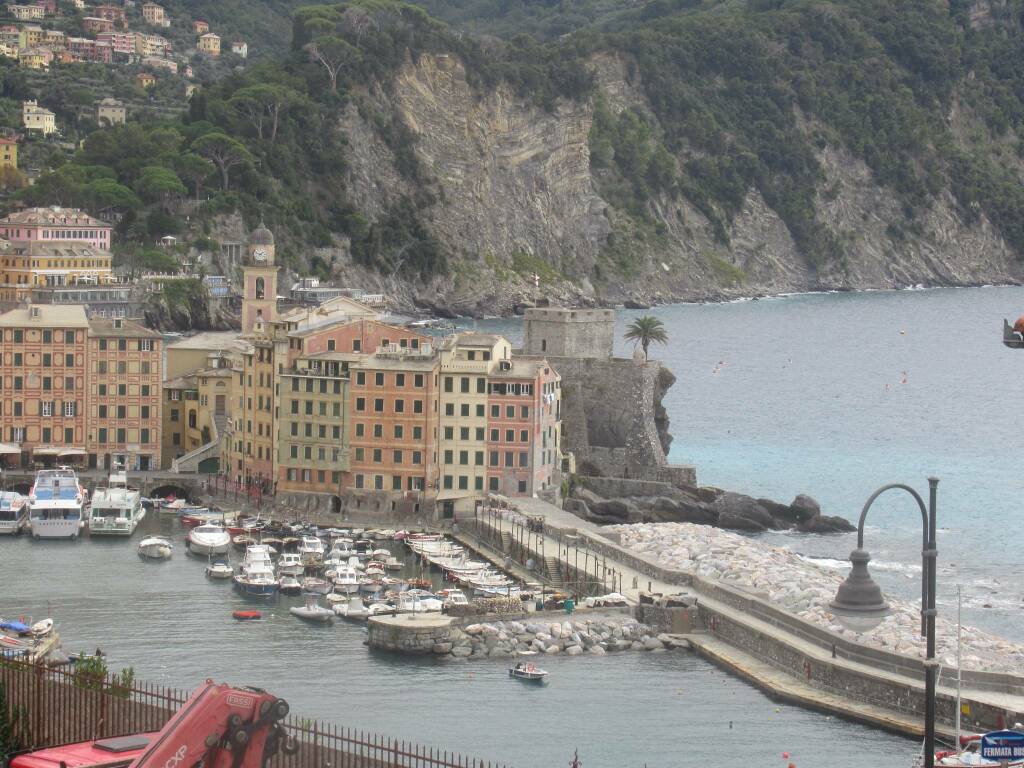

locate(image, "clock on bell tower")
[[241, 219, 278, 334]]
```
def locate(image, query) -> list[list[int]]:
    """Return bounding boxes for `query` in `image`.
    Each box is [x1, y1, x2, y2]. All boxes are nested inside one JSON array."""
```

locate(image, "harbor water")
[[7, 284, 1024, 766]]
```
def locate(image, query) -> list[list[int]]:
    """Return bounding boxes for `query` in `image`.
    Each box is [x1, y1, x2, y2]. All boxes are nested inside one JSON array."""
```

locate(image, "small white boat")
[[290, 598, 333, 623], [509, 662, 548, 682], [87, 468, 144, 536], [302, 577, 331, 595], [138, 536, 173, 560], [371, 548, 391, 560], [440, 589, 469, 608], [332, 597, 369, 620], [364, 561, 386, 577], [277, 553, 304, 577], [396, 591, 443, 613], [279, 576, 302, 595], [331, 565, 360, 594], [30, 618, 53, 637], [187, 523, 230, 555], [205, 561, 234, 579], [383, 556, 403, 571], [367, 602, 396, 616]]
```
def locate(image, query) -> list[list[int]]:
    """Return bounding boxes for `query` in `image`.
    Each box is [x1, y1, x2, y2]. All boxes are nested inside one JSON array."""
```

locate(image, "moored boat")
[[332, 597, 369, 620], [509, 662, 548, 682], [87, 468, 144, 536], [233, 544, 278, 596], [137, 536, 173, 560], [279, 576, 302, 595], [28, 467, 86, 539], [290, 597, 333, 623], [0, 492, 28, 535], [205, 561, 234, 579], [187, 523, 231, 555]]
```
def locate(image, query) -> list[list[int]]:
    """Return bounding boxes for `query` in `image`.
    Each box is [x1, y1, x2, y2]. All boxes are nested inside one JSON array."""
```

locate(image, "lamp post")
[[829, 478, 939, 768]]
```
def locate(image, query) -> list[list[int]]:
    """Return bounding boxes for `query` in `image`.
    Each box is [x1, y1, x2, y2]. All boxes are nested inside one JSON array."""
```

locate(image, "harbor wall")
[[471, 513, 1024, 732]]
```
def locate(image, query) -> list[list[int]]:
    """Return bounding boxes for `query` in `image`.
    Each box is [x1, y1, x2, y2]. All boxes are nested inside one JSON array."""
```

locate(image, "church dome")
[[248, 219, 274, 246]]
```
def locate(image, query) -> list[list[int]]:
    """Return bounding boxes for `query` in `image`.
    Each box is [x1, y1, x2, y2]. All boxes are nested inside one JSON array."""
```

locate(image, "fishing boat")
[[332, 597, 369, 620], [509, 662, 548, 682], [205, 560, 234, 579], [277, 553, 304, 577], [279, 576, 302, 595], [0, 492, 27, 535], [298, 536, 324, 566], [137, 536, 173, 560], [87, 468, 144, 536], [28, 467, 86, 539], [187, 523, 230, 556], [331, 565, 360, 595], [290, 597, 333, 623], [233, 545, 278, 596]]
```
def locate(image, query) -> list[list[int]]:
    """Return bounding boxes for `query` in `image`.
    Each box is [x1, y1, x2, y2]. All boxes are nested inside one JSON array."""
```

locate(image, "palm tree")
[[624, 316, 668, 360]]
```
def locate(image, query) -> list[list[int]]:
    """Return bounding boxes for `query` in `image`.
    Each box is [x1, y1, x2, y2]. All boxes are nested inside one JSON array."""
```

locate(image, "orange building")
[[86, 317, 162, 470]]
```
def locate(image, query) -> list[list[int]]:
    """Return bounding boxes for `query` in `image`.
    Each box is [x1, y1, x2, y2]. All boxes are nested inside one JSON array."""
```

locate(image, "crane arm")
[[128, 682, 295, 768]]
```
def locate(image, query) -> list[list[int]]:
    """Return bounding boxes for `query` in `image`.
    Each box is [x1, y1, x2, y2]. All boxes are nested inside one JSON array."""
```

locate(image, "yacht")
[[233, 544, 279, 596], [87, 468, 144, 536], [28, 467, 86, 539], [0, 491, 27, 534], [186, 523, 230, 555]]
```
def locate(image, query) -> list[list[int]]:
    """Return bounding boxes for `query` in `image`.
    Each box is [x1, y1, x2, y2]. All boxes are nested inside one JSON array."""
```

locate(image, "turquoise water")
[[8, 286, 1022, 767]]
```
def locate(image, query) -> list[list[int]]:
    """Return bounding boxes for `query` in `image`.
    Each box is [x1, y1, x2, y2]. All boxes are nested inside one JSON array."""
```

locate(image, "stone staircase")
[[171, 413, 228, 473], [544, 554, 566, 588]]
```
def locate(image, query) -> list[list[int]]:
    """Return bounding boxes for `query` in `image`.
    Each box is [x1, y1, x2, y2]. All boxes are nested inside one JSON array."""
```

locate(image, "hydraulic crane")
[[10, 681, 298, 768]]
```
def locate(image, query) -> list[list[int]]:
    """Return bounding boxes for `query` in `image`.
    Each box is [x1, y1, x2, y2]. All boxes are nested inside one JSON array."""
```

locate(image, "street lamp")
[[830, 478, 939, 768]]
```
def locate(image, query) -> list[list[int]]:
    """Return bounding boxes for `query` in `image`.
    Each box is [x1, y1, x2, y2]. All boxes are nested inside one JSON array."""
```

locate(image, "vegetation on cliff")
[[12, 0, 1024, 293]]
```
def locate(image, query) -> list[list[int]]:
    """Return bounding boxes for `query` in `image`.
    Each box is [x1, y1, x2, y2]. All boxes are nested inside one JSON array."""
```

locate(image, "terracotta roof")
[[0, 207, 109, 228]]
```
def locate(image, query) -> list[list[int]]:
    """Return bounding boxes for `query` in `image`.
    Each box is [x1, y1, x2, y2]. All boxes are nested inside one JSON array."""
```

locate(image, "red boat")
[[232, 610, 262, 621]]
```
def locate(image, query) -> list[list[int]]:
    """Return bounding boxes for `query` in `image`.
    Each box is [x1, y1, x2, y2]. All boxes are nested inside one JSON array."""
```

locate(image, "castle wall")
[[521, 307, 614, 359]]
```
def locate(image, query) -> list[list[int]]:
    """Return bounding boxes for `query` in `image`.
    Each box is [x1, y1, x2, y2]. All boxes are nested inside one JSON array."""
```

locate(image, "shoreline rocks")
[[569, 482, 855, 534], [612, 522, 1024, 674]]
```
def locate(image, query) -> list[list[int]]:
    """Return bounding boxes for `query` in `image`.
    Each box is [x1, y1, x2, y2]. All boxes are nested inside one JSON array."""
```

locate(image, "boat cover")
[[0, 620, 29, 633]]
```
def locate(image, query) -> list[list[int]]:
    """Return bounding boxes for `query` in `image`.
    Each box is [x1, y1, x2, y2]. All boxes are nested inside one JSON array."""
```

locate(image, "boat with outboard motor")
[[138, 536, 173, 560], [28, 467, 86, 539], [187, 523, 231, 555]]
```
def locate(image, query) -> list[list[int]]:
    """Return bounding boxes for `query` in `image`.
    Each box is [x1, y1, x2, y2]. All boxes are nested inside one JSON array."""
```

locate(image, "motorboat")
[[88, 468, 144, 536], [331, 565, 360, 594], [290, 597, 333, 623], [937, 735, 1024, 766], [279, 576, 302, 595], [364, 561, 386, 577], [383, 556, 403, 571], [179, 508, 221, 528], [367, 602, 397, 617], [509, 662, 548, 682], [232, 534, 255, 551], [0, 492, 27, 535], [396, 590, 443, 613], [277, 553, 304, 577], [299, 536, 324, 566], [371, 548, 391, 561], [137, 536, 173, 560], [233, 545, 278, 596], [332, 597, 369, 620], [187, 523, 230, 556], [301, 577, 331, 595], [205, 561, 234, 579], [28, 467, 86, 539], [30, 618, 53, 637], [439, 589, 469, 608]]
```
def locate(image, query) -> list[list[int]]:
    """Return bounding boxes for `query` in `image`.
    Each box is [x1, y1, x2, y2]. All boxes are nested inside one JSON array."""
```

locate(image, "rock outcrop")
[[568, 482, 854, 535]]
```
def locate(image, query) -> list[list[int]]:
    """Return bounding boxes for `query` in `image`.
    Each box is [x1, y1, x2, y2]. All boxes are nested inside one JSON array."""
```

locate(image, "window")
[[12, 330, 21, 343], [13, 353, 21, 366], [489, 451, 498, 466], [521, 406, 530, 419], [460, 403, 469, 417], [43, 330, 51, 343], [118, 339, 126, 352], [506, 406, 515, 418], [13, 377, 21, 391], [64, 401, 76, 417], [353, 339, 361, 352], [444, 426, 453, 440], [141, 428, 150, 444], [504, 452, 514, 467], [506, 429, 514, 442], [490, 429, 498, 441], [392, 475, 402, 491], [170, 409, 179, 422], [355, 423, 365, 437], [98, 428, 107, 443], [356, 372, 365, 386], [12, 401, 21, 417], [117, 361, 126, 374], [414, 374, 424, 387], [444, 377, 453, 392], [520, 430, 529, 443], [460, 427, 469, 440], [372, 448, 382, 463], [458, 476, 468, 490], [475, 427, 485, 441], [413, 426, 422, 440], [489, 477, 499, 491], [445, 403, 454, 417], [412, 451, 421, 465], [491, 405, 500, 418], [475, 451, 484, 466], [373, 398, 384, 412], [394, 399, 404, 413], [475, 477, 483, 491], [393, 450, 402, 464], [139, 339, 152, 352], [443, 475, 452, 489], [373, 424, 383, 438], [65, 331, 74, 343], [459, 450, 468, 465], [355, 397, 366, 411], [460, 377, 469, 393], [394, 425, 404, 439], [443, 450, 453, 464], [396, 373, 405, 387], [413, 400, 423, 414], [375, 372, 384, 386], [141, 362, 151, 375], [65, 354, 73, 367], [42, 353, 51, 367], [355, 474, 364, 489], [41, 401, 52, 417], [327, 339, 336, 352], [477, 378, 486, 393], [291, 400, 299, 414], [519, 451, 529, 467], [518, 480, 527, 494]]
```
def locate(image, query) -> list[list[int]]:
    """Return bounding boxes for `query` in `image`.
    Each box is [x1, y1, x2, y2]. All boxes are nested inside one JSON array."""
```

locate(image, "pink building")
[[97, 31, 134, 56], [0, 208, 112, 250]]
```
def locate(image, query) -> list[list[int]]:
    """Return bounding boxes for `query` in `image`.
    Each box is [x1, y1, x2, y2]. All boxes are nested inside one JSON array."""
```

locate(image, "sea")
[[5, 285, 1023, 768]]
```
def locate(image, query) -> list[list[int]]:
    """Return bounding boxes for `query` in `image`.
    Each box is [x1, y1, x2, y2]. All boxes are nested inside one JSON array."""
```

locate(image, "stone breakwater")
[[369, 613, 668, 659], [612, 523, 1024, 675]]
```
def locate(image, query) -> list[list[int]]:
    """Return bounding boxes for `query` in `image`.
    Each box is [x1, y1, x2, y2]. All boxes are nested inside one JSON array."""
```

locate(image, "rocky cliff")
[[294, 49, 1020, 316]]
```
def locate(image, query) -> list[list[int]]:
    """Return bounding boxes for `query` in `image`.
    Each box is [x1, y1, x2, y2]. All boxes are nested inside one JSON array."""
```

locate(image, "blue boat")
[[232, 544, 278, 596]]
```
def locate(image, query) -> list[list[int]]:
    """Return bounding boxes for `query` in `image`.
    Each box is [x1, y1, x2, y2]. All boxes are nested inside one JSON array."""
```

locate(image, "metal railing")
[[0, 659, 507, 768]]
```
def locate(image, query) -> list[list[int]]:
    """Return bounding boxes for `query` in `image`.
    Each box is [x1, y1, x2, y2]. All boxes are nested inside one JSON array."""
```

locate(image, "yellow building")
[[0, 137, 17, 170], [197, 32, 219, 56], [22, 100, 54, 134], [161, 365, 231, 471], [19, 24, 43, 48], [0, 241, 114, 301], [19, 49, 50, 71]]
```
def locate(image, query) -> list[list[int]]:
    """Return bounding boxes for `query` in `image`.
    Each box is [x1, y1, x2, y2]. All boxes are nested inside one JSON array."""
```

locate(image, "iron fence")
[[0, 660, 506, 768]]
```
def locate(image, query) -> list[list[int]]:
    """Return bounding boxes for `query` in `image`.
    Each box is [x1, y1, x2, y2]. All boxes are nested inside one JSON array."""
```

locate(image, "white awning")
[[0, 443, 21, 456], [32, 447, 63, 456], [58, 449, 87, 457]]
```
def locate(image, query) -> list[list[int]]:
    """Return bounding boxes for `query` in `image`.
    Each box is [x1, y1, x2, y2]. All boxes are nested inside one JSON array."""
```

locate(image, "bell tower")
[[241, 219, 277, 335]]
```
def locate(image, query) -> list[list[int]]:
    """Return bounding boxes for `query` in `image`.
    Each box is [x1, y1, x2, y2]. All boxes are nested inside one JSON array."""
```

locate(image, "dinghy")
[[332, 597, 369, 621], [138, 536, 173, 560], [290, 598, 333, 623]]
